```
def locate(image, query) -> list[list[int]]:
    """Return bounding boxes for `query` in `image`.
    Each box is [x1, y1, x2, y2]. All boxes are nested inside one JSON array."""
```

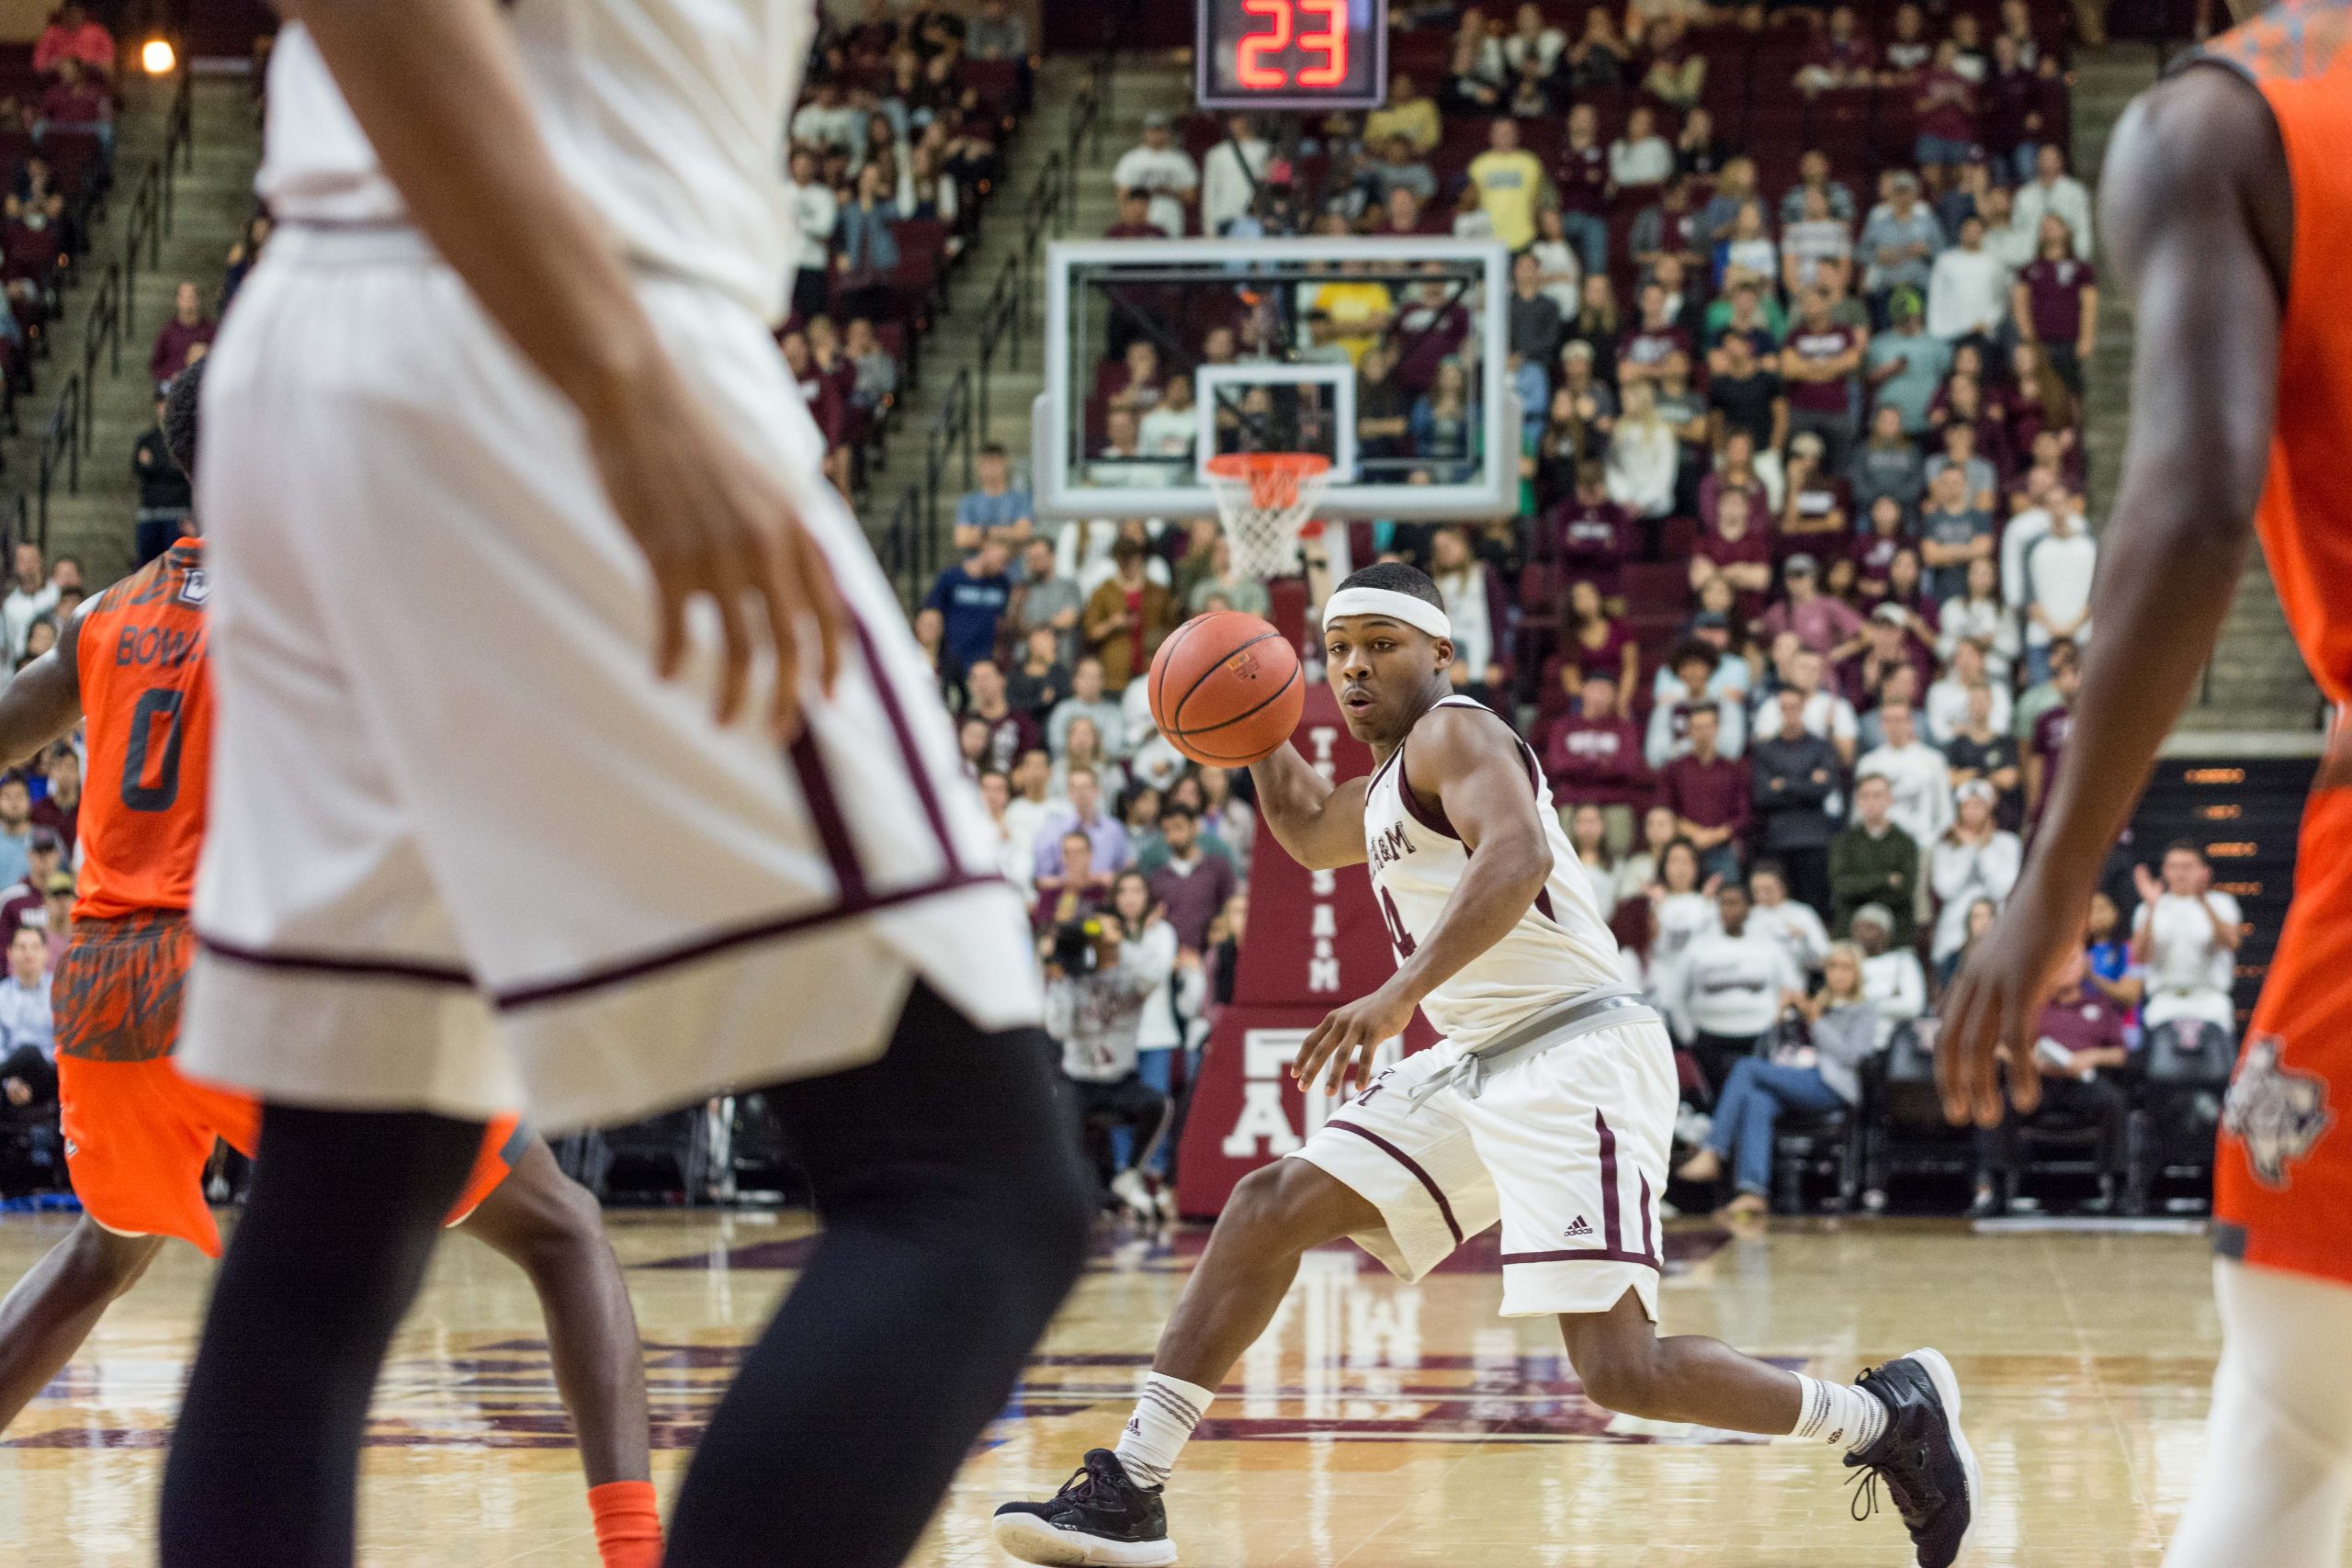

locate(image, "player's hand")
[[1294, 983, 1416, 1099], [1936, 873, 2087, 1128], [585, 355, 846, 738]]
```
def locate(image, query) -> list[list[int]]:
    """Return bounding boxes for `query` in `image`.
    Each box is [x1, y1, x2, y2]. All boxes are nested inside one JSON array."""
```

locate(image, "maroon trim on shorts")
[[1325, 1117, 1464, 1247], [848, 614, 961, 872], [1534, 887, 1558, 923], [789, 728, 869, 904], [1498, 1247, 1662, 1269], [1638, 1172, 1655, 1263], [193, 932, 476, 987], [1596, 1108, 1623, 1255]]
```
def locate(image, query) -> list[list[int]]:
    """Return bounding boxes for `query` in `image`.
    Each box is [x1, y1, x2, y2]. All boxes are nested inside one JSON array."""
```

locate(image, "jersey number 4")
[[120, 688, 187, 812], [1376, 885, 1417, 957]]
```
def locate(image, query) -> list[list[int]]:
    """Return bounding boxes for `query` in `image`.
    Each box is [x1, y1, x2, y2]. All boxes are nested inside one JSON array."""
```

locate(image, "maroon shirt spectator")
[[1556, 585, 1640, 710], [1552, 105, 1609, 217], [2016, 250, 2096, 347], [960, 660, 1041, 774], [2036, 972, 2128, 1059], [1657, 714, 1752, 843], [1545, 678, 1652, 809], [1913, 60, 1977, 145], [1393, 285, 1470, 393], [1548, 487, 1639, 581], [28, 766, 74, 853], [1147, 807, 1238, 953], [0, 829, 62, 946], [149, 282, 216, 386], [1, 208, 62, 285], [1782, 315, 1862, 416], [1758, 555, 1867, 657], [1617, 284, 1694, 385]]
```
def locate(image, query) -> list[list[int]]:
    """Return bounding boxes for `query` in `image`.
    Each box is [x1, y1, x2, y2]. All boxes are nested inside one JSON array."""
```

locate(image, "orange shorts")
[[56, 910, 525, 1257], [2216, 789, 2352, 1288]]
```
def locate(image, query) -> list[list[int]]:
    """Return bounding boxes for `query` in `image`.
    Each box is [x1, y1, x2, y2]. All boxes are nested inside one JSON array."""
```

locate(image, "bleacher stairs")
[[1, 73, 260, 582]]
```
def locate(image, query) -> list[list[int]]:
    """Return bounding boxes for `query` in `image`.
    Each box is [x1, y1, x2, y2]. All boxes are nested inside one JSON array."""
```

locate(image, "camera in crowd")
[[1049, 917, 1109, 978]]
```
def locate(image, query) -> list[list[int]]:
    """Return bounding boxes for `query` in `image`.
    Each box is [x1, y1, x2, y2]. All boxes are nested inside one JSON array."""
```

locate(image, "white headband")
[[1323, 587, 1453, 640]]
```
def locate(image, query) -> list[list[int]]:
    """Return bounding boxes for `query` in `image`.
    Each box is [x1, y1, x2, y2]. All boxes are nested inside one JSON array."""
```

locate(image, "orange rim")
[[1204, 451, 1332, 512]]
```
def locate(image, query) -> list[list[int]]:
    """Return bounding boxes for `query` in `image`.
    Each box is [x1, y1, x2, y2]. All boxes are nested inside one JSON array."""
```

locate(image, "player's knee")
[[1223, 1159, 1330, 1255], [1567, 1339, 1672, 1419]]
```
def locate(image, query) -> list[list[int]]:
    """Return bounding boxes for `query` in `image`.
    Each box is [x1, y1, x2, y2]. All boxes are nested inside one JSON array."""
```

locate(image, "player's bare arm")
[[1292, 707, 1552, 1097], [1246, 741, 1370, 871], [284, 0, 845, 735], [1938, 64, 2287, 1129], [0, 603, 90, 768]]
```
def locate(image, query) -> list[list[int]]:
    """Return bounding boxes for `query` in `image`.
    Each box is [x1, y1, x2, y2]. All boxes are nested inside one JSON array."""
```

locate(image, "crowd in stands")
[[900, 0, 2247, 1219]]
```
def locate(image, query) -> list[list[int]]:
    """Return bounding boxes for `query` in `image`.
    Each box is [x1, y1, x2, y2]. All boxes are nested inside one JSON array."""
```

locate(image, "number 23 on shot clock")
[[1195, 0, 1387, 110]]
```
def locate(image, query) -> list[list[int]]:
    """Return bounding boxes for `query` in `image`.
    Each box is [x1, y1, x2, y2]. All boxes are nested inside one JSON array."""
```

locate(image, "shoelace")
[[1846, 1462, 1884, 1524]]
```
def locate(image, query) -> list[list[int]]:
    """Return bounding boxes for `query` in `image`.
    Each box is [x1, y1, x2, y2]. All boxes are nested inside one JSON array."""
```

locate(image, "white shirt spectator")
[[2140, 891, 2243, 1032], [1112, 141, 1200, 241], [1, 580, 56, 662], [1857, 739, 1954, 851], [790, 99, 862, 158], [1999, 506, 2052, 612], [1927, 243, 2009, 342], [1431, 560, 1495, 674], [1928, 829, 2022, 961], [1860, 948, 1928, 1043], [1747, 897, 1831, 978], [0, 968, 51, 1058], [1605, 417, 1679, 519], [2012, 172, 2096, 259], [2021, 522, 2097, 650], [1610, 134, 1676, 189], [1502, 26, 1566, 75], [1925, 674, 2011, 745], [1645, 688, 1748, 769], [1650, 890, 1721, 971], [790, 178, 837, 273], [1749, 687, 1860, 750], [1137, 400, 1195, 457], [1937, 591, 2022, 684], [1202, 133, 1273, 237], [1667, 928, 1799, 1042], [1530, 236, 1583, 316]]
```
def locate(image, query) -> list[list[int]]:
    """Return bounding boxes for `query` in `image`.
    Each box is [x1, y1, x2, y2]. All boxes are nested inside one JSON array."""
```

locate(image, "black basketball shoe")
[[1844, 1348, 1980, 1568], [992, 1448, 1178, 1566]]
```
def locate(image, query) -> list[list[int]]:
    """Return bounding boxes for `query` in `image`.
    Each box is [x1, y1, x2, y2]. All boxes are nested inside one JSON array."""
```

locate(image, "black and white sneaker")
[[1845, 1348, 1980, 1568], [992, 1449, 1178, 1566]]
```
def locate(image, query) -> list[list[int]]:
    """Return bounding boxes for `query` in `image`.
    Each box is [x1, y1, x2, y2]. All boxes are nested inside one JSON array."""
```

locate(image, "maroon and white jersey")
[[1362, 697, 1623, 1046]]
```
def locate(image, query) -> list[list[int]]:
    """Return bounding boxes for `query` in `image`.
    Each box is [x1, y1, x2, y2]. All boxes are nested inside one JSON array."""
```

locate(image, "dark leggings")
[[160, 981, 1093, 1568]]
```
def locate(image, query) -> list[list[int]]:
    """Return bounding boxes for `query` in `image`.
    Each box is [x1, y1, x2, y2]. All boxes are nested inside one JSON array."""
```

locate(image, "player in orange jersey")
[[0, 363, 662, 1568], [1940, 4, 2352, 1563]]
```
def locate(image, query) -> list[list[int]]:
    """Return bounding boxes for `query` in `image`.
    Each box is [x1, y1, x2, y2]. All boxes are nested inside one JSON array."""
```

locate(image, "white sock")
[[1791, 1371, 1889, 1455], [1113, 1372, 1214, 1488]]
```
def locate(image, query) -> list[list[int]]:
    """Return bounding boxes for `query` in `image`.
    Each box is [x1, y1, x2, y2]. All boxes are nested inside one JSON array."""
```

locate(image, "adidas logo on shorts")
[[1563, 1216, 1593, 1238]]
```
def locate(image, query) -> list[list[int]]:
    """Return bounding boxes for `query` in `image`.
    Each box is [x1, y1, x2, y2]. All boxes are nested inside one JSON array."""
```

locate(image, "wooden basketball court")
[[0, 1209, 2329, 1566]]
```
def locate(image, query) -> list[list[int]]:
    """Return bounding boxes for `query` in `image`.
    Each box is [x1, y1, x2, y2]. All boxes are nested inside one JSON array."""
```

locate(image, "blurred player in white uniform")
[[994, 563, 1976, 1568], [159, 5, 1090, 1564]]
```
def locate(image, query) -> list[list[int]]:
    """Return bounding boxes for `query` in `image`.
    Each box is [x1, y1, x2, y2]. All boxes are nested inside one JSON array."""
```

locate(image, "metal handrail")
[[14, 64, 198, 553], [34, 371, 81, 543]]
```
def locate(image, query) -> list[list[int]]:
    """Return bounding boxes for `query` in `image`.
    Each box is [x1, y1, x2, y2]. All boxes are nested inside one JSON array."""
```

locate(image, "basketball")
[[1148, 611, 1304, 766]]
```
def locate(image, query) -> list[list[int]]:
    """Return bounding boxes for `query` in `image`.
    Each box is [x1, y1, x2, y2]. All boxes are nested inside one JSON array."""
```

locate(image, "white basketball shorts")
[[1287, 1013, 1678, 1320], [177, 225, 1040, 1131]]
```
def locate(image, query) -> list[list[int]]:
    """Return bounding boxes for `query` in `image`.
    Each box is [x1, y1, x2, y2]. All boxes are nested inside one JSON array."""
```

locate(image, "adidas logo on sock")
[[1563, 1216, 1593, 1238], [1125, 1417, 1143, 1436]]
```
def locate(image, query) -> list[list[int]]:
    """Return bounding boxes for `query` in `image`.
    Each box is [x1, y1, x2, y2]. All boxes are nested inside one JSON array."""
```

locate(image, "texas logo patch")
[[2222, 1034, 2335, 1190]]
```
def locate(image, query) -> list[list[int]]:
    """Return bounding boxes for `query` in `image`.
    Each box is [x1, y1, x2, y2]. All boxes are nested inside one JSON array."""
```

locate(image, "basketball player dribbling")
[[0, 365, 663, 1568], [1940, 6, 2352, 1563], [995, 563, 1978, 1568], [155, 4, 1090, 1566]]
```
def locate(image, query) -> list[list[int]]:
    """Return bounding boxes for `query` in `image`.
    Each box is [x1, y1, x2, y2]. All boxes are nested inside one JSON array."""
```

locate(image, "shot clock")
[[1195, 0, 1387, 110]]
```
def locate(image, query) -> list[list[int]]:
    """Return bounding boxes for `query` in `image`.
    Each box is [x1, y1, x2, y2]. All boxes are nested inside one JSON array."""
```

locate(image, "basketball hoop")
[[1204, 452, 1332, 581]]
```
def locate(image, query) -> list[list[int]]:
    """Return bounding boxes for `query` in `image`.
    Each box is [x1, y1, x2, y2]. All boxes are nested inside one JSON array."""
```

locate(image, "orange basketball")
[[1148, 611, 1305, 767]]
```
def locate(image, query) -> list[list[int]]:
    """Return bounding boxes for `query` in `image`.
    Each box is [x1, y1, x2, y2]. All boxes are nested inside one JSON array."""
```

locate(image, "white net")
[[1204, 453, 1332, 581]]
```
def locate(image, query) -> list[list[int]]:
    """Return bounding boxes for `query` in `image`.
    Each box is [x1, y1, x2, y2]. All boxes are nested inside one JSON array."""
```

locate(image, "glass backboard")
[[1035, 237, 1517, 523]]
